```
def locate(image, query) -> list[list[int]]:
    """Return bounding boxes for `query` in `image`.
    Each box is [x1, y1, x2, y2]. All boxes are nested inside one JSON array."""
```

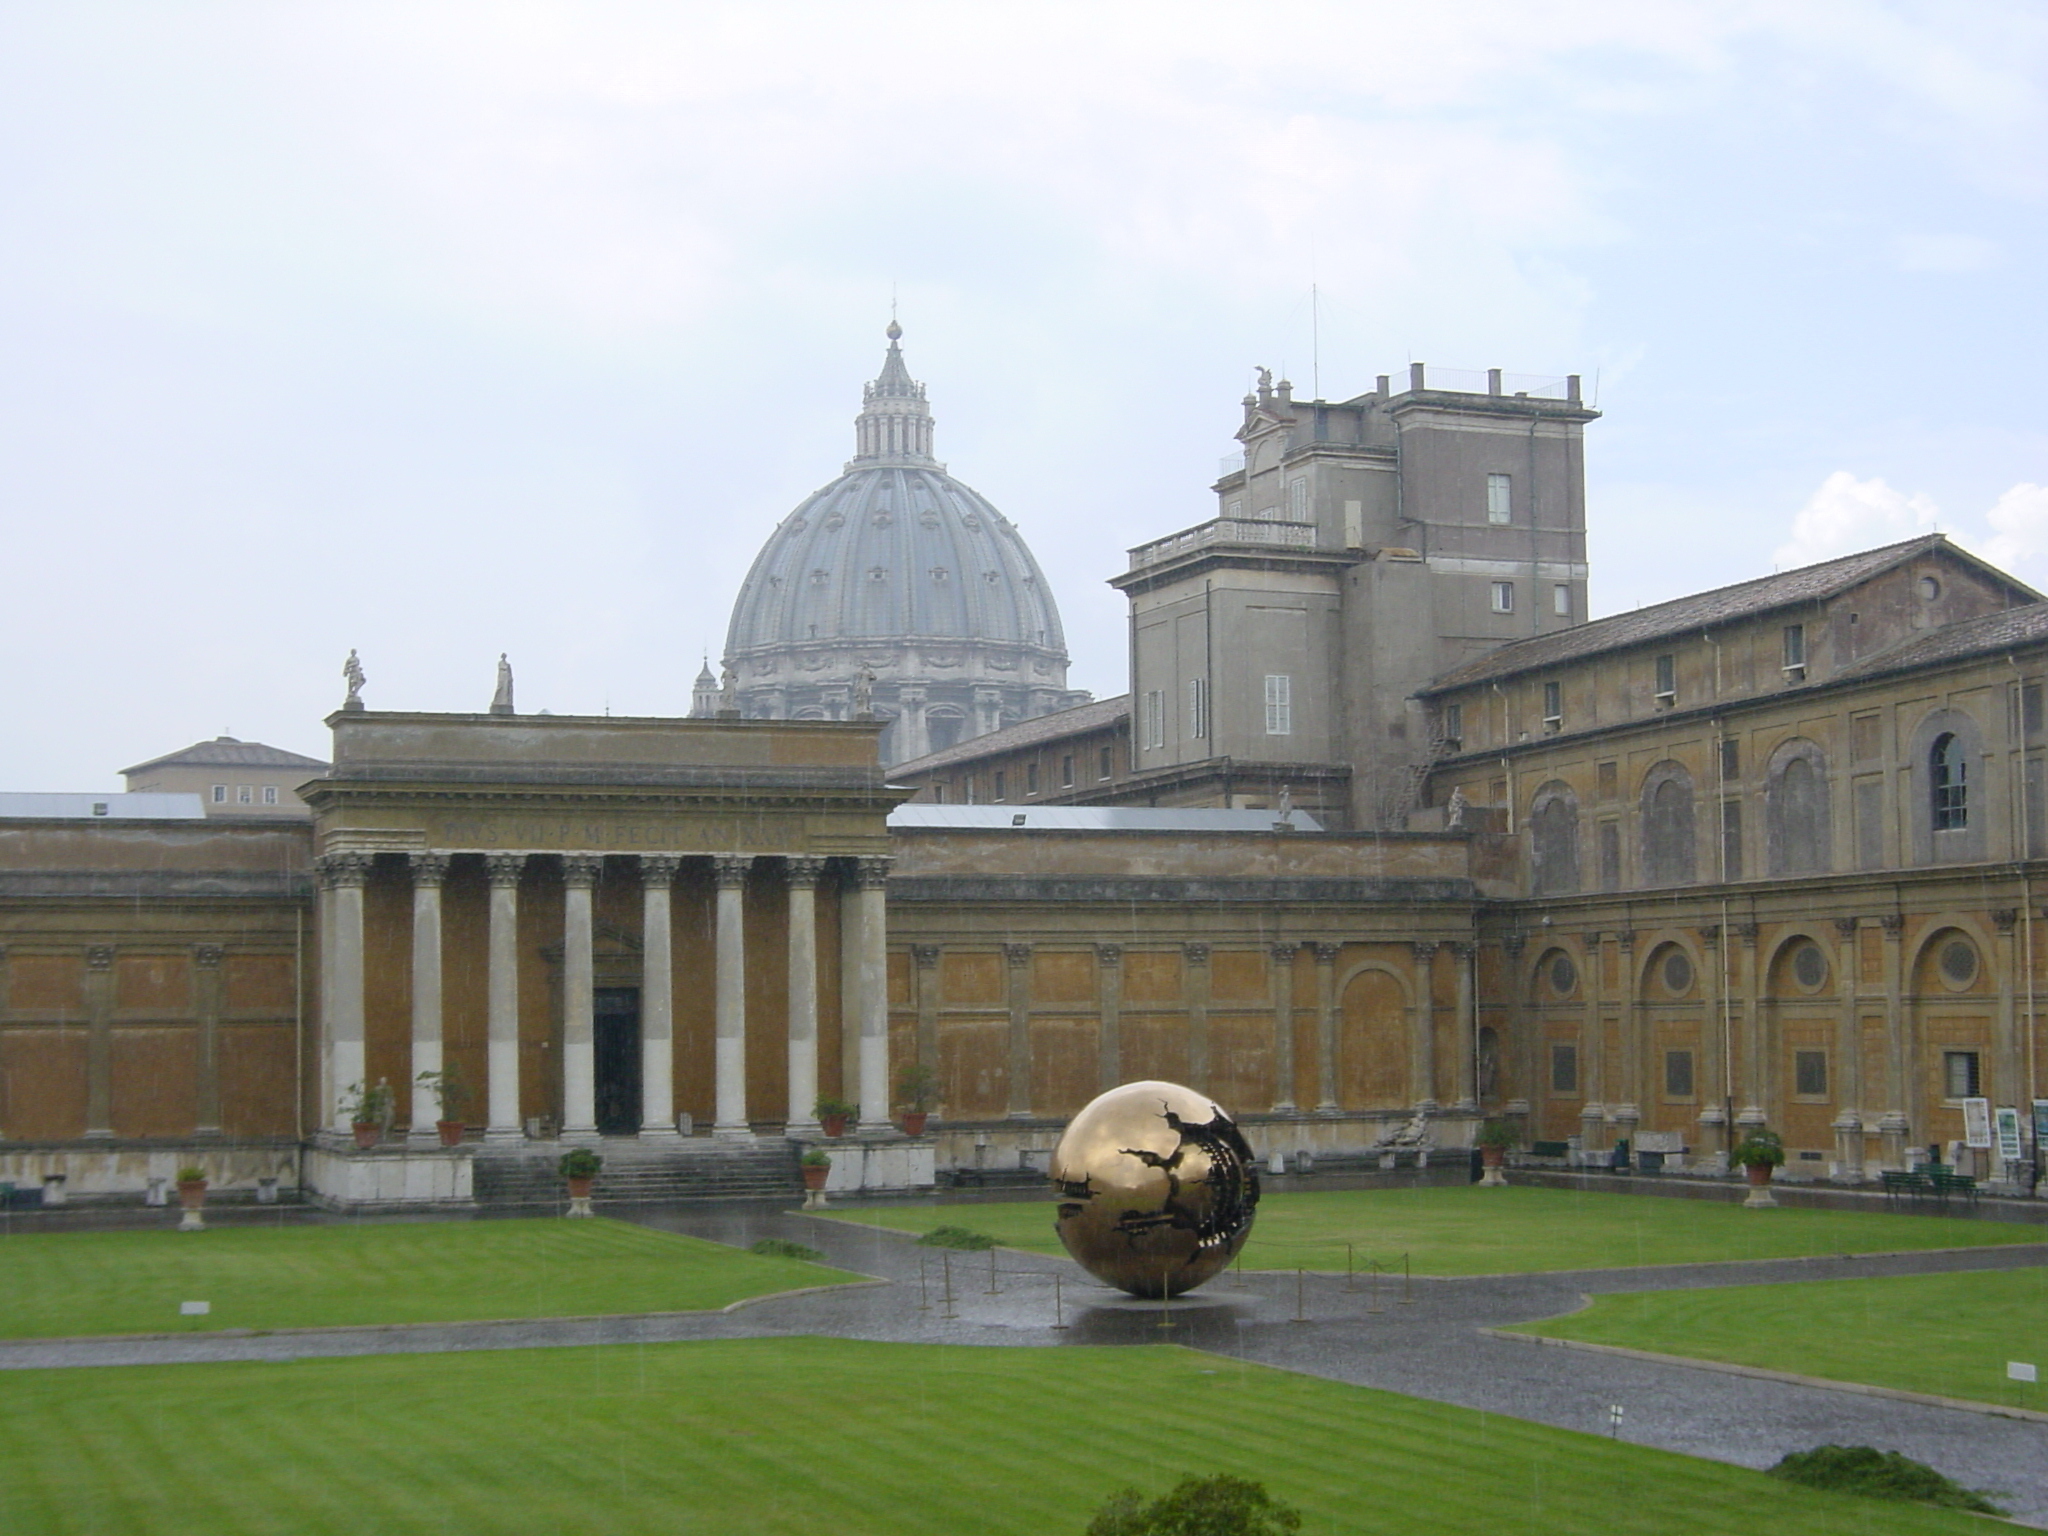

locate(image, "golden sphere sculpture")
[[1049, 1080, 1261, 1298]]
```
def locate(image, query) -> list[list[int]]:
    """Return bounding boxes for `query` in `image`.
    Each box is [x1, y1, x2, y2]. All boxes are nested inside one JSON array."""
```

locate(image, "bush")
[[1767, 1445, 2004, 1515], [1086, 1475, 1302, 1536], [749, 1239, 824, 1263], [1730, 1128, 1786, 1169], [557, 1148, 603, 1179], [916, 1225, 996, 1250]]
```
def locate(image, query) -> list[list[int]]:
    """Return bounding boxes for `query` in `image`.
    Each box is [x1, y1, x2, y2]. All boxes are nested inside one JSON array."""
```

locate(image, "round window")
[[1939, 938, 1979, 989], [1790, 941, 1828, 990], [1549, 953, 1577, 996], [1662, 950, 1693, 994], [1919, 575, 1941, 601]]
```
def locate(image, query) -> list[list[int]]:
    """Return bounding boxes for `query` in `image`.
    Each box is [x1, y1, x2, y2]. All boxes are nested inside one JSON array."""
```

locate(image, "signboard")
[[1962, 1097, 1993, 1150], [2034, 1100, 2048, 1146], [1995, 1106, 2024, 1165]]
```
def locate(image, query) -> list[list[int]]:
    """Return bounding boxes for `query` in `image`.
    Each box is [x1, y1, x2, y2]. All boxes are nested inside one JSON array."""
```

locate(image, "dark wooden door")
[[593, 987, 642, 1135]]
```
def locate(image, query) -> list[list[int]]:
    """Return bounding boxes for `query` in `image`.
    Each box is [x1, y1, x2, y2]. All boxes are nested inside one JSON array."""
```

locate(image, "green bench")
[[1880, 1169, 1934, 1205], [1929, 1168, 1979, 1207]]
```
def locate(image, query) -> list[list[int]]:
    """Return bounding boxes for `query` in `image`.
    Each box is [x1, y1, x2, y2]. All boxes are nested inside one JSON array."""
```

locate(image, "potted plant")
[[813, 1096, 857, 1138], [558, 1147, 602, 1217], [340, 1079, 393, 1149], [895, 1062, 938, 1136], [1730, 1127, 1785, 1207], [800, 1148, 831, 1208], [415, 1065, 469, 1147], [175, 1164, 208, 1230], [1475, 1118, 1518, 1186]]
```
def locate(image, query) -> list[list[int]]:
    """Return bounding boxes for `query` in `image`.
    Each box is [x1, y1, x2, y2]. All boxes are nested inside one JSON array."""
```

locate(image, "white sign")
[[1995, 1106, 2024, 1163], [1962, 1097, 1992, 1150], [179, 1301, 210, 1317], [2008, 1362, 2037, 1384]]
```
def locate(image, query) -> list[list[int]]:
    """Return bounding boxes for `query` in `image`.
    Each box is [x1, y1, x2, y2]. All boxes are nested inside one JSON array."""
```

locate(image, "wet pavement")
[[4, 1194, 2046, 1525]]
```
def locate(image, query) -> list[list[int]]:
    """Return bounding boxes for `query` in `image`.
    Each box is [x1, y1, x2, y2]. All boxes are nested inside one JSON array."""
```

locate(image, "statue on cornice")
[[342, 649, 366, 711], [490, 654, 515, 715]]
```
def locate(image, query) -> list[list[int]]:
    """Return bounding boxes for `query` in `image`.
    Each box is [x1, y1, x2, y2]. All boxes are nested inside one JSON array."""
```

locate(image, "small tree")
[[1086, 1476, 1302, 1536]]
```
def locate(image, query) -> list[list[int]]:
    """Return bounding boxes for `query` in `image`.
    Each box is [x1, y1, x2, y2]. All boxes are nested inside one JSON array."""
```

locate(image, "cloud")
[[1773, 471, 1938, 569], [1982, 483, 2048, 568], [1892, 233, 2003, 272]]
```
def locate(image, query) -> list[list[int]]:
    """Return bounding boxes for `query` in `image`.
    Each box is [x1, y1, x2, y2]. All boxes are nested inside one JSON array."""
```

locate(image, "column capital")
[[1700, 924, 1721, 950], [1003, 942, 1033, 968], [1095, 943, 1123, 967], [1832, 915, 1861, 939], [1993, 907, 2019, 936], [1311, 941, 1341, 963], [1500, 934, 1526, 958], [712, 853, 752, 888], [1268, 942, 1298, 965], [1879, 914, 1905, 936], [1449, 941, 1477, 961], [1734, 922, 1761, 945], [317, 851, 372, 889], [484, 852, 528, 888], [852, 855, 893, 890], [912, 944, 942, 970], [1409, 941, 1439, 963], [87, 944, 115, 971], [784, 854, 827, 886], [562, 854, 603, 889], [193, 944, 224, 969], [409, 851, 452, 886], [640, 853, 683, 885], [1612, 928, 1636, 952], [1182, 942, 1211, 966]]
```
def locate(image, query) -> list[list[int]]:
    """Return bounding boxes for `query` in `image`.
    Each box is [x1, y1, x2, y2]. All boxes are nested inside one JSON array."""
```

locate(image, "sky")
[[2, 2, 2044, 788]]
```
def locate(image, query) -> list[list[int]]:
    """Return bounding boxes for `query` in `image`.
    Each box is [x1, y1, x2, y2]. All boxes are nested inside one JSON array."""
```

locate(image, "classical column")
[[639, 854, 682, 1137], [1699, 926, 1729, 1150], [1832, 915, 1865, 1180], [1451, 942, 1478, 1113], [853, 856, 891, 1128], [1579, 932, 1604, 1157], [1409, 942, 1439, 1110], [560, 854, 602, 1142], [1269, 943, 1298, 1111], [193, 945, 224, 1137], [786, 856, 826, 1131], [406, 852, 450, 1142], [712, 854, 752, 1137], [1611, 930, 1638, 1127], [83, 944, 115, 1139], [1501, 933, 1530, 1118], [1313, 943, 1341, 1112], [1877, 914, 1909, 1167], [1734, 923, 1765, 1129], [1005, 942, 1034, 1118], [1095, 945, 1123, 1093], [897, 684, 929, 764], [484, 852, 527, 1142], [1183, 943, 1212, 1089], [319, 851, 371, 1133]]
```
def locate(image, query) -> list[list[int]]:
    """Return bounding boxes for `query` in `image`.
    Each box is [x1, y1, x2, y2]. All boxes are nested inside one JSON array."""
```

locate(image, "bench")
[[1880, 1169, 1934, 1205], [1530, 1141, 1571, 1159], [1929, 1169, 1979, 1207]]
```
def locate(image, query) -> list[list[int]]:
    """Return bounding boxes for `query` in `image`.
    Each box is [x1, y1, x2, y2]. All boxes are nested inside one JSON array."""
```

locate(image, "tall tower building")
[[722, 323, 1086, 765]]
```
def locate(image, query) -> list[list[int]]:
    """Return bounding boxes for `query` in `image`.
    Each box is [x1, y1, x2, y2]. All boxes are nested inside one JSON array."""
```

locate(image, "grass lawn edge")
[[1489, 1327, 2048, 1424]]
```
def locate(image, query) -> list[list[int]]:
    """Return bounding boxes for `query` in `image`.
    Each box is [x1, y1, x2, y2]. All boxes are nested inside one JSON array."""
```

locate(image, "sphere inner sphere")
[[1049, 1080, 1261, 1298]]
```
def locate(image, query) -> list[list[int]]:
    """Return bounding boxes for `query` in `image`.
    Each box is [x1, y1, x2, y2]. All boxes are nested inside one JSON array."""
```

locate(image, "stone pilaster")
[[640, 854, 682, 1137], [193, 945, 224, 1137], [407, 852, 450, 1141], [786, 856, 826, 1130], [1095, 944, 1123, 1093], [1450, 942, 1478, 1113], [1734, 922, 1763, 1127], [1005, 942, 1034, 1118], [84, 944, 115, 1138], [1879, 913, 1907, 1166], [853, 856, 891, 1128], [1409, 942, 1438, 1111], [1184, 943, 1212, 1091], [559, 854, 602, 1141], [1610, 929, 1638, 1125], [1832, 915, 1865, 1181], [712, 854, 752, 1137], [1268, 943, 1298, 1112], [1313, 943, 1341, 1112], [483, 852, 527, 1142]]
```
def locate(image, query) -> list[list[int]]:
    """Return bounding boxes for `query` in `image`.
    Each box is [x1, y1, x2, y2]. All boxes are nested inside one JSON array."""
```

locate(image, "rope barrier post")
[[1294, 1266, 1306, 1323], [1052, 1271, 1067, 1330], [985, 1244, 999, 1296], [1156, 1266, 1174, 1332], [1367, 1259, 1383, 1315], [941, 1251, 957, 1320], [1401, 1252, 1413, 1305], [917, 1254, 929, 1312], [1345, 1241, 1355, 1292]]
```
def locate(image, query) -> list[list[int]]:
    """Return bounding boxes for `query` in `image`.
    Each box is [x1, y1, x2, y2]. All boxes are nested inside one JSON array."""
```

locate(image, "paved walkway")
[[4, 1197, 2045, 1525]]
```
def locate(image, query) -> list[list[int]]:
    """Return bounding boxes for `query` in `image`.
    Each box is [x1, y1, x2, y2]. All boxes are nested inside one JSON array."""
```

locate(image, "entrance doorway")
[[593, 987, 642, 1135]]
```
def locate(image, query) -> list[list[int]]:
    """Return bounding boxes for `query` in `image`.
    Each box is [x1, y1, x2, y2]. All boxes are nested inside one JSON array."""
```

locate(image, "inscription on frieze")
[[428, 815, 798, 853]]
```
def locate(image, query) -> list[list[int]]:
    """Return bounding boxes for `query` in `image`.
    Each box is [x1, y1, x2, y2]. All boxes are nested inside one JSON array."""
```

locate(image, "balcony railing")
[[1129, 518, 1319, 569]]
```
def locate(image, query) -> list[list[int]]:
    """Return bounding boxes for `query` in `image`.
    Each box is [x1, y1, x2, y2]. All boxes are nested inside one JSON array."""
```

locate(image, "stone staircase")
[[473, 1138, 802, 1209]]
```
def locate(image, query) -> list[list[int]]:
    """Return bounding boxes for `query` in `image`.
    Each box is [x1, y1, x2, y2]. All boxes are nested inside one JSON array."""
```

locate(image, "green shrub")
[[1086, 1474, 1301, 1536], [916, 1225, 996, 1251], [1730, 1128, 1786, 1169], [557, 1148, 603, 1179], [800, 1149, 832, 1168], [1766, 1445, 2003, 1514], [749, 1239, 824, 1263]]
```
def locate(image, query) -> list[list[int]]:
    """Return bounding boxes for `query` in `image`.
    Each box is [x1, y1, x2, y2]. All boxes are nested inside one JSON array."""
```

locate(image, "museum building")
[[2, 345, 2045, 1208]]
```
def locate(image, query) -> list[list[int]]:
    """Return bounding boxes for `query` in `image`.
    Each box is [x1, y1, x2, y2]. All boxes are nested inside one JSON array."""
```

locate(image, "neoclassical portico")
[[304, 709, 904, 1146]]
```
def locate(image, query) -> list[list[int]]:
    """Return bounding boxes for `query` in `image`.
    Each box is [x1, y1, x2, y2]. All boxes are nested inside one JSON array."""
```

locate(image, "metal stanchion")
[[1401, 1252, 1414, 1305], [1367, 1259, 1384, 1314], [1051, 1272, 1067, 1330], [941, 1252, 957, 1320], [1156, 1266, 1174, 1331], [917, 1255, 930, 1312], [985, 1246, 999, 1296], [1293, 1267, 1307, 1323], [1344, 1242, 1356, 1292]]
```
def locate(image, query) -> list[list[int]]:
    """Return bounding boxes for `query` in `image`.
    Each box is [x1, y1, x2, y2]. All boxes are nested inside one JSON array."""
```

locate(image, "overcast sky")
[[3, 3, 2044, 789]]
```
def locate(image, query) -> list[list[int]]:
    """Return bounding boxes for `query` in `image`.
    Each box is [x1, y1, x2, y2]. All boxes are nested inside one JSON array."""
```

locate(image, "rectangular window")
[[1854, 777, 1884, 868], [1490, 581, 1514, 614], [1664, 1049, 1695, 1099], [1552, 583, 1572, 617], [964, 775, 977, 804], [1720, 738, 1740, 781], [1025, 762, 1039, 795], [1550, 1043, 1578, 1094], [1782, 624, 1807, 676], [932, 783, 946, 804], [1541, 680, 1562, 730], [1597, 761, 1618, 801], [1944, 1049, 1981, 1099], [2026, 681, 2045, 739], [1287, 476, 1308, 519], [1721, 799, 1743, 881], [1486, 472, 1512, 525], [211, 785, 226, 804], [1264, 674, 1292, 736], [992, 770, 1007, 801], [1226, 499, 1243, 520], [1654, 653, 1676, 703], [1795, 1050, 1828, 1098], [1597, 821, 1620, 891], [1099, 746, 1113, 781], [236, 785, 252, 805], [1442, 702, 1463, 749], [1060, 755, 1074, 788], [1142, 690, 1165, 750], [262, 786, 279, 806], [1188, 676, 1208, 740]]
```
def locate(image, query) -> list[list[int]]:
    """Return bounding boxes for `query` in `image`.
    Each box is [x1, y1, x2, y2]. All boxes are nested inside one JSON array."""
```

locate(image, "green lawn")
[[0, 1219, 858, 1338], [1510, 1265, 2048, 1409], [0, 1337, 2008, 1536], [827, 1186, 2045, 1274]]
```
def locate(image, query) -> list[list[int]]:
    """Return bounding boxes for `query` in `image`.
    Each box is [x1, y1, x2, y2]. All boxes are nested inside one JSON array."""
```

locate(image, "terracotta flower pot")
[[1480, 1146, 1505, 1169], [436, 1120, 464, 1148], [176, 1180, 207, 1211], [801, 1164, 830, 1192], [1745, 1162, 1774, 1187], [566, 1175, 595, 1201], [901, 1111, 929, 1137], [820, 1114, 848, 1138], [351, 1121, 380, 1150]]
